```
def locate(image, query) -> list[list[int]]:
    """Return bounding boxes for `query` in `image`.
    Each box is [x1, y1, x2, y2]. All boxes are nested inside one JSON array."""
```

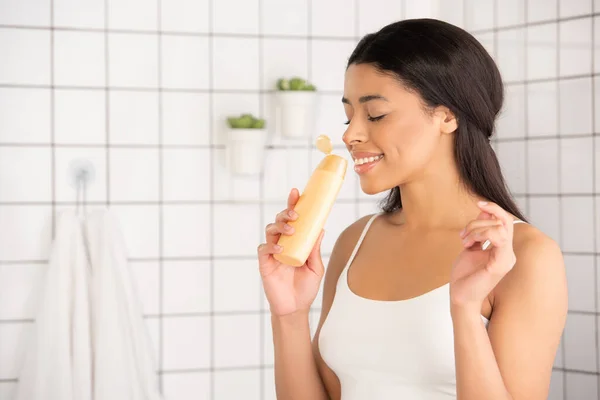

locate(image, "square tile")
[[108, 33, 158, 88], [473, 31, 495, 58], [464, 0, 494, 31], [214, 314, 260, 367], [214, 259, 262, 312], [161, 35, 209, 89], [0, 147, 51, 201], [564, 314, 597, 371], [54, 0, 104, 28], [437, 0, 464, 29], [0, 382, 16, 400], [527, 139, 559, 194], [212, 204, 260, 257], [162, 372, 210, 400], [527, 82, 558, 137], [261, 39, 308, 91], [109, 148, 159, 201], [527, 24, 557, 80], [0, 264, 44, 319], [0, 0, 50, 26], [162, 261, 211, 314], [214, 370, 260, 400], [311, 0, 355, 37], [560, 18, 592, 77], [162, 148, 210, 201], [496, 141, 527, 194], [162, 316, 210, 370], [162, 92, 210, 145], [261, 0, 307, 36], [55, 89, 105, 144], [263, 314, 274, 363], [263, 368, 276, 400], [107, 0, 158, 31], [566, 372, 598, 399], [565, 255, 595, 312], [496, 84, 525, 140], [404, 0, 438, 18], [213, 0, 259, 34], [0, 206, 51, 261], [0, 88, 50, 144], [109, 205, 160, 258], [560, 77, 593, 135], [262, 149, 310, 201], [497, 0, 525, 27], [321, 203, 355, 254], [528, 0, 558, 22], [54, 31, 105, 87], [162, 205, 210, 257], [497, 28, 526, 83], [128, 261, 159, 315], [212, 93, 261, 146], [212, 37, 260, 90], [311, 39, 356, 92], [559, 0, 592, 17], [548, 370, 564, 400], [160, 0, 209, 33], [358, 201, 379, 217], [562, 196, 594, 252], [528, 197, 561, 245], [561, 137, 593, 193], [55, 147, 107, 202], [357, 0, 403, 35], [108, 90, 159, 144], [0, 323, 30, 378], [0, 28, 50, 85], [212, 149, 261, 202]]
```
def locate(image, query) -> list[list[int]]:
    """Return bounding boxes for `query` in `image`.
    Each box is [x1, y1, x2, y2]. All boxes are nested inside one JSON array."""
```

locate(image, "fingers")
[[265, 220, 295, 243], [460, 219, 502, 238], [287, 188, 300, 209], [461, 224, 510, 249], [476, 201, 512, 227], [257, 242, 282, 265]]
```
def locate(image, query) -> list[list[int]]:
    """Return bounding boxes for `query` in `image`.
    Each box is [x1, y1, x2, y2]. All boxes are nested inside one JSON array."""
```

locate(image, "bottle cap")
[[317, 154, 347, 177]]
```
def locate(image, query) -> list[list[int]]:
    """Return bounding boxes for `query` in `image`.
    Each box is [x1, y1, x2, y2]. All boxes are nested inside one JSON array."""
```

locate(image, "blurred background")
[[0, 0, 596, 399]]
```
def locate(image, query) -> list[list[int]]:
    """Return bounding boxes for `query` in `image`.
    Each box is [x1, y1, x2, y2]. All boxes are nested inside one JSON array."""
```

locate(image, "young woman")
[[257, 18, 567, 400]]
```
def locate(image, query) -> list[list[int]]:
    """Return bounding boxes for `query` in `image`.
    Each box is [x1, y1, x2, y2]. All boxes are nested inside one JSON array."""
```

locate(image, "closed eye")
[[344, 114, 386, 125]]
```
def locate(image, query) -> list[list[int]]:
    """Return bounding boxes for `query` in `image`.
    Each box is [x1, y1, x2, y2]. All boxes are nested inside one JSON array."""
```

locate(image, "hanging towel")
[[13, 210, 93, 400], [84, 209, 162, 400]]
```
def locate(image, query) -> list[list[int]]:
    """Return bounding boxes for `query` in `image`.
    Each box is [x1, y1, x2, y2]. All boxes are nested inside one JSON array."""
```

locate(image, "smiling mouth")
[[353, 154, 384, 165]]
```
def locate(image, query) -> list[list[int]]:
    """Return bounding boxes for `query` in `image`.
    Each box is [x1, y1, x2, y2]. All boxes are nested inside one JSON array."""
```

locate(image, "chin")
[[358, 179, 391, 196]]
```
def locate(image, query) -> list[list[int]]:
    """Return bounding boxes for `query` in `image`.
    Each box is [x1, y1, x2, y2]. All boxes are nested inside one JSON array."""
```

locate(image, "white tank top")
[[318, 213, 527, 399]]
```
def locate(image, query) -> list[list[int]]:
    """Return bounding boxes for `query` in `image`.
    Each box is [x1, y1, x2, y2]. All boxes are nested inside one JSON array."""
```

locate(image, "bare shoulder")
[[326, 213, 379, 275], [494, 221, 567, 310]]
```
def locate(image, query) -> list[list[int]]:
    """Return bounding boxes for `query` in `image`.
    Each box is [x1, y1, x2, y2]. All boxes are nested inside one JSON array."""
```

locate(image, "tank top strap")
[[513, 219, 527, 225], [342, 212, 382, 272]]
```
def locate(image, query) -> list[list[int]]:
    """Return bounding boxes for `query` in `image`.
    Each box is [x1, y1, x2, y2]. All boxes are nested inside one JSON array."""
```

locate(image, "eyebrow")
[[341, 94, 388, 104]]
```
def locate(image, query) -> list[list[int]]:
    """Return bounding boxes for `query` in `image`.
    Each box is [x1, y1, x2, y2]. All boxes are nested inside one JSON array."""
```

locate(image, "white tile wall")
[[1, 0, 596, 399]]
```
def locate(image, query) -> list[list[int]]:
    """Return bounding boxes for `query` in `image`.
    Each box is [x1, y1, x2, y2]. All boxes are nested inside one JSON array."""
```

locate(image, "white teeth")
[[354, 155, 383, 165]]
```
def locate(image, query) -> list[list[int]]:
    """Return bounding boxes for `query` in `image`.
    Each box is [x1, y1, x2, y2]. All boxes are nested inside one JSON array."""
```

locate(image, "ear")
[[435, 106, 458, 134]]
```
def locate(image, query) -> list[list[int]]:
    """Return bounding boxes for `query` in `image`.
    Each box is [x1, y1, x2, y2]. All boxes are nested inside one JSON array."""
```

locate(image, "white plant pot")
[[276, 91, 318, 138], [227, 128, 268, 176]]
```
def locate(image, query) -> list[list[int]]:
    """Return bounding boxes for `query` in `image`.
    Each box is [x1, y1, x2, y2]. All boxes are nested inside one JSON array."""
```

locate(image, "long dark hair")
[[347, 18, 527, 222]]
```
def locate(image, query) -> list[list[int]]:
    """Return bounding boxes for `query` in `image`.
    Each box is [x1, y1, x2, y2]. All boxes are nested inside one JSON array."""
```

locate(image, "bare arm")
[[453, 229, 567, 399], [272, 215, 371, 400]]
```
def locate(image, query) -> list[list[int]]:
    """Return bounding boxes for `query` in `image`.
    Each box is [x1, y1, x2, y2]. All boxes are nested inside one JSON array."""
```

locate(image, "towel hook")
[[68, 159, 95, 216]]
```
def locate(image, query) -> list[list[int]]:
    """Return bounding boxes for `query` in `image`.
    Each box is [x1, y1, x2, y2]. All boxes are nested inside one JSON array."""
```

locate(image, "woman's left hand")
[[449, 201, 517, 313]]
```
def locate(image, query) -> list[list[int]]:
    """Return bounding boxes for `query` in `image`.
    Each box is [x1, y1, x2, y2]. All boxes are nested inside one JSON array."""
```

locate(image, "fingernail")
[[478, 201, 488, 206], [284, 224, 294, 232], [274, 244, 282, 251], [288, 210, 297, 218], [459, 228, 465, 237]]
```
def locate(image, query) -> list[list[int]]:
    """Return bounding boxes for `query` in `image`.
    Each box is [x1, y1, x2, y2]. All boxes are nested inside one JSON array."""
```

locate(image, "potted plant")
[[226, 113, 267, 176], [275, 76, 318, 138]]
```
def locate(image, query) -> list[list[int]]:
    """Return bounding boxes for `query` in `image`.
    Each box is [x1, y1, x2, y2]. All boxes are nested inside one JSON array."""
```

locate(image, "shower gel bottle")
[[273, 135, 347, 267]]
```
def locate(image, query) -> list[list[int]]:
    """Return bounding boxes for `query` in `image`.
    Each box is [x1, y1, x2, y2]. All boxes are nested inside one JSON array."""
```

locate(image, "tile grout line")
[[156, 0, 164, 394], [208, 0, 215, 397], [257, 0, 265, 397]]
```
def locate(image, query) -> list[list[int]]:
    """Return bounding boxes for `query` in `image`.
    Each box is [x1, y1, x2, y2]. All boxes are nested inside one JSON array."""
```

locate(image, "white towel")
[[13, 210, 93, 400], [84, 209, 162, 400]]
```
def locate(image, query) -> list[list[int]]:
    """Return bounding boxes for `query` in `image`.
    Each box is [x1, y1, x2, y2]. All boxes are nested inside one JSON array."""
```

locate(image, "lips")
[[351, 151, 384, 174]]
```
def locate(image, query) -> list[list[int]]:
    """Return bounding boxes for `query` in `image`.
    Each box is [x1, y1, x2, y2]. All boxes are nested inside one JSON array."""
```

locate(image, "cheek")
[[383, 116, 437, 165]]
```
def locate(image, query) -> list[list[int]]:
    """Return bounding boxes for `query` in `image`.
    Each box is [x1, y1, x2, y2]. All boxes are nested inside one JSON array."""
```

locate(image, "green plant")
[[276, 76, 317, 91], [227, 113, 266, 129]]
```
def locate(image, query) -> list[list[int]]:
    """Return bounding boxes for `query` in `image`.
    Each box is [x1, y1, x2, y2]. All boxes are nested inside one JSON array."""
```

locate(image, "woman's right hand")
[[258, 188, 325, 317]]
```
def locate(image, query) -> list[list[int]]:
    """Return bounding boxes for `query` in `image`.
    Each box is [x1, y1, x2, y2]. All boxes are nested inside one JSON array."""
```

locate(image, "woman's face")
[[342, 63, 454, 195]]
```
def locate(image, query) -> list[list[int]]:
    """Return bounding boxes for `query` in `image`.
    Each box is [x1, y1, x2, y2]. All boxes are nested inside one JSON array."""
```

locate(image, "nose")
[[342, 122, 367, 146]]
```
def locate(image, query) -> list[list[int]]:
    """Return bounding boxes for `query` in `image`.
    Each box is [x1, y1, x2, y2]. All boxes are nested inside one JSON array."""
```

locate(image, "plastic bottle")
[[273, 135, 348, 267]]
